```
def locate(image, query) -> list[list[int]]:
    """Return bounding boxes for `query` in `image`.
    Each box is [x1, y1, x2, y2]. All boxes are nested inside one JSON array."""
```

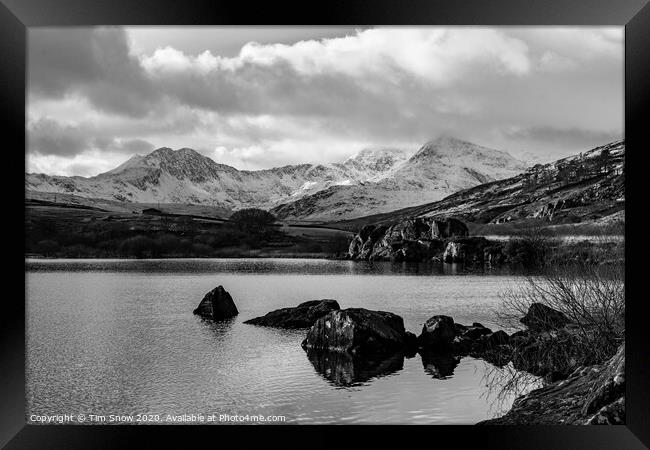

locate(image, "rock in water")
[[243, 299, 340, 329], [302, 308, 410, 355], [520, 302, 571, 331], [418, 315, 456, 350], [193, 286, 238, 320]]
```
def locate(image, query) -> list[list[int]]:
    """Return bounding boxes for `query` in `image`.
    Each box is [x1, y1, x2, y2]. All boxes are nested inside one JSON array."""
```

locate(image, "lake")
[[26, 258, 539, 424]]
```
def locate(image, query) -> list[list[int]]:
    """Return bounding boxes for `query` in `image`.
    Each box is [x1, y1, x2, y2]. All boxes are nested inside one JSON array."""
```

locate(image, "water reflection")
[[420, 352, 462, 379], [25, 257, 517, 276], [196, 316, 237, 336], [306, 350, 406, 387]]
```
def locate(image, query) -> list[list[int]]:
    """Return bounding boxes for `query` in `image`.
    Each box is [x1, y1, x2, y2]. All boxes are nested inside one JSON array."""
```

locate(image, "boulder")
[[301, 308, 410, 355], [463, 324, 493, 340], [244, 299, 340, 329], [193, 285, 238, 320], [417, 315, 456, 350], [520, 303, 571, 331], [484, 330, 510, 347]]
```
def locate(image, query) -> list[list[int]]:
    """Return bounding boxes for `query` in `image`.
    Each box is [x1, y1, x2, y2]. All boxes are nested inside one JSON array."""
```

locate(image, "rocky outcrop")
[[244, 299, 340, 329], [431, 218, 469, 239], [442, 237, 496, 264], [478, 343, 625, 425], [301, 308, 415, 356], [193, 285, 238, 320], [347, 217, 470, 262], [520, 302, 572, 331], [415, 304, 584, 379]]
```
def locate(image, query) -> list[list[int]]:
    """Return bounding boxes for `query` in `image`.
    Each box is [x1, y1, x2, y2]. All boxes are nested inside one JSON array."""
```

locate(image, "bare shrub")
[[498, 258, 624, 377]]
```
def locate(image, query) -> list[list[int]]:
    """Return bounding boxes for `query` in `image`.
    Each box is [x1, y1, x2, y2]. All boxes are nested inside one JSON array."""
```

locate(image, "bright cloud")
[[27, 26, 623, 176]]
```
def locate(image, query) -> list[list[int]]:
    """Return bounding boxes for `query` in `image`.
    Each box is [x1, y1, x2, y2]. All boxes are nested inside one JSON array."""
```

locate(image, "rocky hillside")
[[329, 140, 625, 232], [272, 136, 528, 222], [26, 146, 412, 211]]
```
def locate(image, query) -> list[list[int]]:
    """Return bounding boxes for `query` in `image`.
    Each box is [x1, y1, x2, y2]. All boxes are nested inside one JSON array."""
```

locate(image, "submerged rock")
[[301, 308, 412, 355], [193, 286, 238, 321], [244, 299, 340, 329], [520, 302, 571, 331]]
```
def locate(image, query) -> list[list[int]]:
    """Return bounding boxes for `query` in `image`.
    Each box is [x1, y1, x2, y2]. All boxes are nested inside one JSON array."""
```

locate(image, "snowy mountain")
[[25, 137, 527, 221], [339, 147, 411, 181], [25, 146, 413, 210], [271, 136, 528, 222]]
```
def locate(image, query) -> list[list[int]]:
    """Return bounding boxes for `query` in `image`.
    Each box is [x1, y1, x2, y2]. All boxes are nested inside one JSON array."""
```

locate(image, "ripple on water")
[[26, 258, 537, 424]]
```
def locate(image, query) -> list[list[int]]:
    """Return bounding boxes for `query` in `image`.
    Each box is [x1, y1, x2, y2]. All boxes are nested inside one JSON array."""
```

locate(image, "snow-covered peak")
[[342, 147, 412, 180], [409, 136, 526, 171]]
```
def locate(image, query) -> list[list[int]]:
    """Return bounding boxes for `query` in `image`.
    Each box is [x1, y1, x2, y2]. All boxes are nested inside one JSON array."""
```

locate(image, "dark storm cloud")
[[29, 27, 157, 117], [28, 118, 89, 157], [29, 118, 155, 157]]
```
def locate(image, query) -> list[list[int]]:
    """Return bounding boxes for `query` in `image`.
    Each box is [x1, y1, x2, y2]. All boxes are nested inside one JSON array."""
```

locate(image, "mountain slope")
[[26, 146, 412, 210], [272, 136, 528, 222], [327, 140, 625, 232]]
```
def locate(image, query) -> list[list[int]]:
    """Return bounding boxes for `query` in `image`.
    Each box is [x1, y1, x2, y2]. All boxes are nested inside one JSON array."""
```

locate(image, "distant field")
[[24, 202, 352, 259]]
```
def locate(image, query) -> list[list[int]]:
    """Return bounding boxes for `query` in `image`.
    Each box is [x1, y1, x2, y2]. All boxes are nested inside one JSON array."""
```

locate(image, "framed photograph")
[[3, 0, 648, 447]]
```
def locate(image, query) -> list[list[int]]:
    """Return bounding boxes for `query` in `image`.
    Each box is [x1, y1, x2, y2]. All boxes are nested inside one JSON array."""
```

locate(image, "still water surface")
[[26, 258, 537, 424]]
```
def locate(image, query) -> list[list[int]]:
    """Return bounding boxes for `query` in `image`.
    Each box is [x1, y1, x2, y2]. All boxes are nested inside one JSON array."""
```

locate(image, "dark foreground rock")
[[244, 299, 340, 329], [306, 349, 405, 387], [418, 315, 456, 350], [520, 302, 572, 331], [193, 285, 238, 320], [478, 343, 625, 425], [302, 308, 414, 356]]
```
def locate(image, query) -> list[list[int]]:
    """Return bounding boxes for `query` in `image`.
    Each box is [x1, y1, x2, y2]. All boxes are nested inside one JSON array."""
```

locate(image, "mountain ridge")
[[271, 137, 528, 221], [325, 140, 625, 232], [26, 137, 526, 218]]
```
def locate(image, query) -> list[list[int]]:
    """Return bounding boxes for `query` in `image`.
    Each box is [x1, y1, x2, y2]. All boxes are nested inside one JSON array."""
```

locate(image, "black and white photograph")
[[22, 23, 627, 427]]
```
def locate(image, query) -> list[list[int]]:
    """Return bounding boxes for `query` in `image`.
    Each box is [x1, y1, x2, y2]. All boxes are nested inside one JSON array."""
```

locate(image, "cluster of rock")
[[243, 299, 340, 328], [347, 217, 505, 264], [194, 286, 624, 424]]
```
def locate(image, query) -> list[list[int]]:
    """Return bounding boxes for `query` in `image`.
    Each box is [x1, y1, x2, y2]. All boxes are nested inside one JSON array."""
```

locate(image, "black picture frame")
[[3, 0, 648, 448]]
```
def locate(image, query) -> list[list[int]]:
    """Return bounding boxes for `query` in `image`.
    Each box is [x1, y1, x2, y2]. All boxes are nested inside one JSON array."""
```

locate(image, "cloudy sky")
[[27, 26, 623, 177]]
